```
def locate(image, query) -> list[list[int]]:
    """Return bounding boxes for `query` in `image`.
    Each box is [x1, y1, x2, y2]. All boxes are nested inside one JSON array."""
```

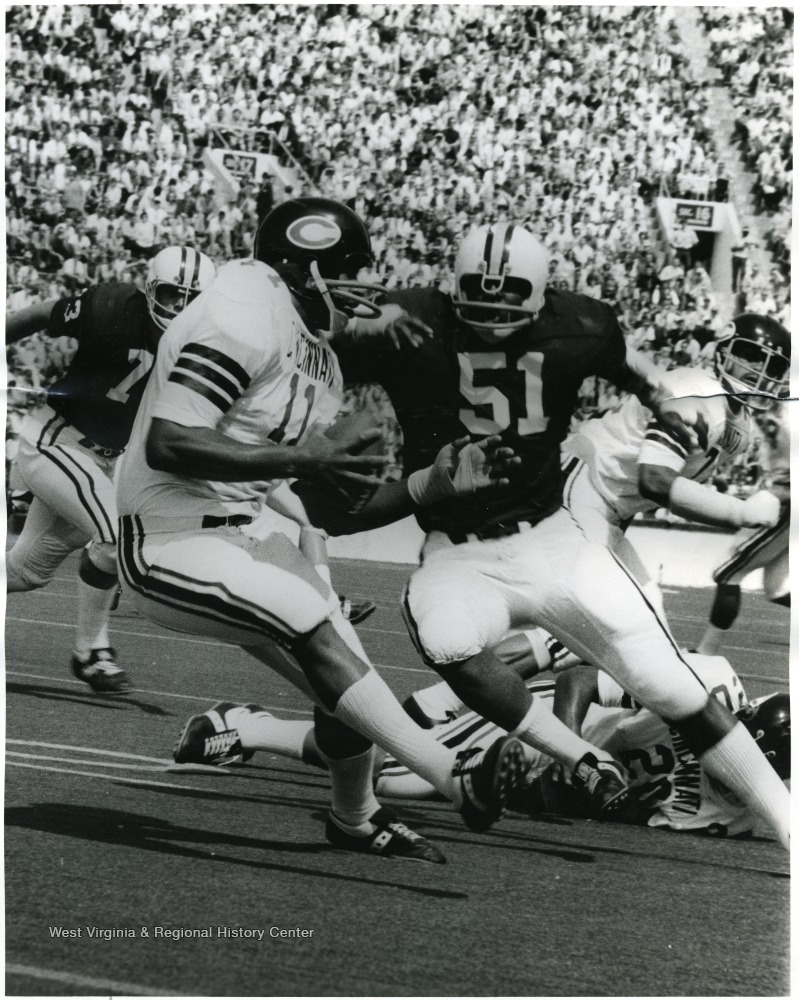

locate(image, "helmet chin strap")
[[308, 260, 348, 340]]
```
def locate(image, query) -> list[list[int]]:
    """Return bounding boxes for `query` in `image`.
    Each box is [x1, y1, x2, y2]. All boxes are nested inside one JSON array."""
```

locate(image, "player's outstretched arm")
[[6, 299, 60, 344], [337, 304, 434, 349], [639, 463, 780, 530], [552, 665, 600, 735], [612, 354, 701, 451], [324, 435, 520, 534], [146, 418, 389, 483]]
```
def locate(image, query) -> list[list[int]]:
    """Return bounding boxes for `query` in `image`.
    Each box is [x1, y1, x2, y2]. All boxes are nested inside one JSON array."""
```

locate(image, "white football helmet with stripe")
[[453, 223, 549, 341], [145, 246, 216, 332]]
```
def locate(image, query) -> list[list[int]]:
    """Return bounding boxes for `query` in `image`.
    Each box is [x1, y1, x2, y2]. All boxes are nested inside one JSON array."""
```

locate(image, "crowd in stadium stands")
[[5, 4, 791, 500], [701, 6, 793, 285]]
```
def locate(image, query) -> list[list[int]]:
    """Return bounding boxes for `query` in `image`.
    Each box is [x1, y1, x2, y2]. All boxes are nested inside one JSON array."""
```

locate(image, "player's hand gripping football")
[[350, 303, 434, 348], [301, 425, 388, 473], [408, 435, 520, 506]]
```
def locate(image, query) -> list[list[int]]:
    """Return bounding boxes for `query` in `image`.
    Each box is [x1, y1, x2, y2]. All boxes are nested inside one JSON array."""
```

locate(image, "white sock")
[[235, 711, 312, 759], [697, 626, 724, 656], [334, 671, 458, 803], [317, 745, 381, 830], [412, 679, 464, 719], [74, 579, 116, 660], [511, 696, 602, 771], [699, 722, 790, 849]]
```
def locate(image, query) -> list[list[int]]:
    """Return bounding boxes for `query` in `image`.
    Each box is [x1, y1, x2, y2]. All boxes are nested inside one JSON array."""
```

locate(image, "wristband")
[[407, 464, 456, 506]]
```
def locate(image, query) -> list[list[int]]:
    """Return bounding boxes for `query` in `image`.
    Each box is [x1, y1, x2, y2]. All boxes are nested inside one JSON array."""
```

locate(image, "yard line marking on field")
[[736, 673, 788, 687], [6, 961, 189, 997], [7, 739, 171, 763], [7, 615, 237, 649], [6, 669, 317, 711], [7, 759, 224, 791], [7, 752, 170, 772], [6, 616, 431, 672]]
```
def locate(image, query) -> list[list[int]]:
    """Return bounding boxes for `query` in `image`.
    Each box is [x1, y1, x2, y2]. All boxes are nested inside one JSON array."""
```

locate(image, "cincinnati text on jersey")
[[668, 727, 702, 815], [291, 326, 336, 387]]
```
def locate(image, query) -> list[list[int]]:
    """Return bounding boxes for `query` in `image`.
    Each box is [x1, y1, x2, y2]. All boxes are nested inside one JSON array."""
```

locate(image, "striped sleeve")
[[168, 342, 251, 414], [638, 415, 688, 468], [153, 334, 266, 429]]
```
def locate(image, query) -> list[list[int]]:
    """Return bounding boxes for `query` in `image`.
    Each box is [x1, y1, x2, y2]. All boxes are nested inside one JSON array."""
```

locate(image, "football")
[[290, 411, 387, 534]]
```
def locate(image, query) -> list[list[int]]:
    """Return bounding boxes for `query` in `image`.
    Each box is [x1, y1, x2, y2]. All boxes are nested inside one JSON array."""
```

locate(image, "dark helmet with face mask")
[[254, 197, 382, 334], [715, 313, 791, 411]]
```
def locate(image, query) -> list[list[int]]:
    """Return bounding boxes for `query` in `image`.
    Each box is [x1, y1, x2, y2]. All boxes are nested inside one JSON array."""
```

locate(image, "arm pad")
[[668, 477, 747, 528]]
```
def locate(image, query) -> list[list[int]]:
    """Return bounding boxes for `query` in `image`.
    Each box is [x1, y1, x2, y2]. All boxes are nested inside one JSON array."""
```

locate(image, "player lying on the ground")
[[176, 652, 789, 839], [5, 246, 216, 691], [118, 197, 533, 865], [698, 385, 791, 656], [402, 312, 790, 728]]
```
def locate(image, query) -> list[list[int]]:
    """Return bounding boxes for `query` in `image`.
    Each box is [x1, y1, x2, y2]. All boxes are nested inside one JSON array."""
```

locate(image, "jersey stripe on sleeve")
[[168, 342, 251, 414], [644, 419, 687, 459]]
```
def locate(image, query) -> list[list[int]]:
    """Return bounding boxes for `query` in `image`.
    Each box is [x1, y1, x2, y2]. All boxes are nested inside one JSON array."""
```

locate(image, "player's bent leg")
[[404, 554, 628, 819], [6, 498, 86, 592], [670, 697, 790, 850], [402, 628, 565, 729], [546, 540, 789, 846], [72, 541, 127, 692], [313, 708, 444, 863], [121, 519, 522, 833]]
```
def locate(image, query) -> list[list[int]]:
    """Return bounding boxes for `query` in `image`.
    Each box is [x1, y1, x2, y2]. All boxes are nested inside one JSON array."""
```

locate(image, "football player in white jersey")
[[116, 197, 532, 864], [698, 356, 791, 656], [406, 313, 790, 725], [172, 654, 790, 840]]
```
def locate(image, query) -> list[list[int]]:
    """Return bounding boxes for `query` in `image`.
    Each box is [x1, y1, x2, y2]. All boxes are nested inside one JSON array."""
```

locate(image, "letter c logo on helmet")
[[286, 216, 342, 251]]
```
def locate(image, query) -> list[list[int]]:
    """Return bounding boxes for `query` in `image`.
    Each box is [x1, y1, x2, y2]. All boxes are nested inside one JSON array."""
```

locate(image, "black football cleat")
[[71, 647, 128, 692], [326, 806, 446, 863], [454, 736, 527, 832], [571, 753, 631, 819], [173, 702, 249, 766]]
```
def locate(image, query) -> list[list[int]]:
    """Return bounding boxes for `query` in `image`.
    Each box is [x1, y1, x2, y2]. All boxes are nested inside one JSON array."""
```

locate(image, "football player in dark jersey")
[[325, 222, 788, 848], [6, 246, 216, 691]]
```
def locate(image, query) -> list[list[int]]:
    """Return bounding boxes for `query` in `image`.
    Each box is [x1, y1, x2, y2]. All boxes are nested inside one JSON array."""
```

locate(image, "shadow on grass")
[[5, 803, 468, 900]]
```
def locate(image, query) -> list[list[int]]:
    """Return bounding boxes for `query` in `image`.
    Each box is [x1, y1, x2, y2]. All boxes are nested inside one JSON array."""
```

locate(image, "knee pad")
[[405, 600, 486, 666], [313, 706, 372, 760], [79, 543, 119, 590], [667, 695, 737, 756]]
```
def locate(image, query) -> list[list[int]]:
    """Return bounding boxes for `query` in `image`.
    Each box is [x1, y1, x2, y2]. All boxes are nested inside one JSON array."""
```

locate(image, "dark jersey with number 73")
[[337, 286, 629, 534], [46, 283, 155, 451]]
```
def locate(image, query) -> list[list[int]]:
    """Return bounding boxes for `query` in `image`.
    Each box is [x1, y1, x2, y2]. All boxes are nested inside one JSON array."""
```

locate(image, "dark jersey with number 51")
[[337, 286, 629, 534], [46, 283, 155, 451]]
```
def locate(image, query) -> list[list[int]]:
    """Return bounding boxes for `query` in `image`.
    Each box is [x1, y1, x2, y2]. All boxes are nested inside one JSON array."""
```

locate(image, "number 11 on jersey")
[[458, 351, 549, 435]]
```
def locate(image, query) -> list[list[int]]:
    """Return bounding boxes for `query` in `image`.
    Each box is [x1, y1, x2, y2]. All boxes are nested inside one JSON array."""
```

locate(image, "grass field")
[[5, 556, 790, 997]]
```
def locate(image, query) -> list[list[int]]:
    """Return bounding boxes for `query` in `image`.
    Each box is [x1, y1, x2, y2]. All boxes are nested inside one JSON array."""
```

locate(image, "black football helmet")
[[253, 197, 383, 334], [736, 692, 790, 779], [715, 314, 791, 411]]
